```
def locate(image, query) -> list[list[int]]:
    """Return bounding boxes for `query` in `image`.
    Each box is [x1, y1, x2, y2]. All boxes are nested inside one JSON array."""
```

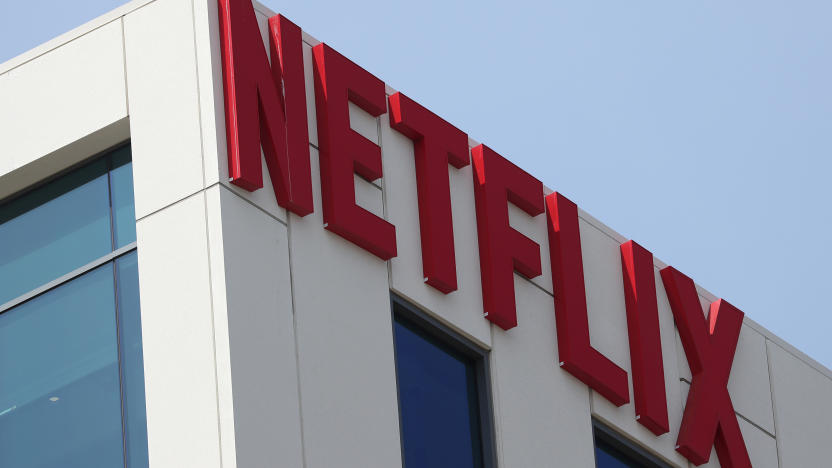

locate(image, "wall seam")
[[201, 186, 226, 468], [137, 188, 208, 222], [119, 18, 130, 116], [679, 376, 776, 439], [376, 115, 395, 290], [189, 0, 209, 189], [137, 183, 218, 221], [736, 412, 775, 440], [219, 184, 288, 226], [763, 337, 832, 383], [522, 275, 553, 298], [187, 0, 225, 463], [765, 339, 784, 468], [2, 16, 125, 76], [286, 214, 310, 468], [489, 323, 505, 467]]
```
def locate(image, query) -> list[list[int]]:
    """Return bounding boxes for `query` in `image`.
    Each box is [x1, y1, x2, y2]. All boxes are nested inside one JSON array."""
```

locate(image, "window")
[[391, 296, 495, 468], [593, 420, 670, 468], [0, 144, 148, 468]]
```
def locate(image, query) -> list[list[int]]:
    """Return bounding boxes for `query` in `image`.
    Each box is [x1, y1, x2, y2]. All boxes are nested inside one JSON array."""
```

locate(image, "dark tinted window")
[[393, 302, 490, 468], [594, 422, 669, 468]]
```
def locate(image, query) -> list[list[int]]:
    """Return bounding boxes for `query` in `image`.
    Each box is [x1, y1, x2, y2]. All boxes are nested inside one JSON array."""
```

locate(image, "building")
[[0, 0, 830, 466]]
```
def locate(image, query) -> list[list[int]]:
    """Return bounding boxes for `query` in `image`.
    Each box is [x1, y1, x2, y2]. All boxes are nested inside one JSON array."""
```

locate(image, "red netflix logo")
[[217, 1, 752, 465]]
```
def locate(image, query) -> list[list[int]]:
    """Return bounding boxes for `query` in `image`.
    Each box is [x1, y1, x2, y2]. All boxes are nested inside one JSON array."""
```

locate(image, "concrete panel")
[[490, 276, 595, 467], [355, 174, 384, 219], [223, 157, 290, 224], [768, 340, 832, 467], [289, 147, 402, 468], [727, 326, 775, 435], [135, 192, 221, 468], [586, 225, 689, 466], [125, 0, 205, 219], [192, 0, 225, 187], [739, 418, 778, 468], [203, 186, 238, 468], [0, 118, 129, 200], [381, 119, 492, 347], [674, 310, 776, 434], [737, 418, 778, 468], [211, 186, 304, 468], [582, 218, 630, 374], [0, 20, 127, 177], [506, 199, 552, 295], [680, 383, 779, 468], [349, 101, 381, 145]]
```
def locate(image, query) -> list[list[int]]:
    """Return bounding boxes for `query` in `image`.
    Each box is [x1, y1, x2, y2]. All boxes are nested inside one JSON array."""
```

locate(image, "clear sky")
[[2, 0, 830, 369]]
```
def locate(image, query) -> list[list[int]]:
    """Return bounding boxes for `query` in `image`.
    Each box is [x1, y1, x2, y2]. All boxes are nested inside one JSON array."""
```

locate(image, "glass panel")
[[394, 317, 483, 468], [0, 160, 112, 305], [110, 147, 137, 248], [594, 439, 642, 468], [0, 264, 125, 468], [594, 428, 668, 468], [116, 252, 148, 467]]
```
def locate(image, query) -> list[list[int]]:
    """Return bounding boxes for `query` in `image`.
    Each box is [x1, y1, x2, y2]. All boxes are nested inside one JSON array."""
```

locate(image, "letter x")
[[660, 266, 752, 468]]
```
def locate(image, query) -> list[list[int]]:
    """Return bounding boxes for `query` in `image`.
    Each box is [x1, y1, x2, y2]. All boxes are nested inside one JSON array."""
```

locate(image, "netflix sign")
[[218, 0, 752, 466]]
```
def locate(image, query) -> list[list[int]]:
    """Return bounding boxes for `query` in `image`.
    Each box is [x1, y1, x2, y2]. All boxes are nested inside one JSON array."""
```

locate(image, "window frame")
[[0, 140, 145, 467], [593, 419, 672, 468], [0, 140, 134, 314], [390, 294, 497, 468], [0, 141, 132, 215]]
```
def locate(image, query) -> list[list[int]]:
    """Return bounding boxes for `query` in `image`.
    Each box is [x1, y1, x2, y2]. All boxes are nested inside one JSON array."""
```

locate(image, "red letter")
[[546, 192, 629, 406], [620, 240, 669, 435], [472, 145, 543, 330], [312, 44, 396, 260], [218, 1, 313, 215], [660, 266, 751, 468], [388, 92, 469, 293]]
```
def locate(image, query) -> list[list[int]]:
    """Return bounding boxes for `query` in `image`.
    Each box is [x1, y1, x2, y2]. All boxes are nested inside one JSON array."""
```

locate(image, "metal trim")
[[0, 242, 138, 314], [592, 418, 673, 467]]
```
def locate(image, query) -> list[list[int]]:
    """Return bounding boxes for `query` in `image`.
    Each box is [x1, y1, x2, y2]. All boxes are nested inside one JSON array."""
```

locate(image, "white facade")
[[1, 1, 830, 466]]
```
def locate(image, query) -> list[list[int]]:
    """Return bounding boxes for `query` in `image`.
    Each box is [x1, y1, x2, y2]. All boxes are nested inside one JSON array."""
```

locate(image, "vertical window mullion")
[[111, 255, 130, 468], [593, 419, 670, 467], [106, 152, 117, 253], [115, 252, 149, 468], [106, 150, 131, 468], [0, 143, 146, 468]]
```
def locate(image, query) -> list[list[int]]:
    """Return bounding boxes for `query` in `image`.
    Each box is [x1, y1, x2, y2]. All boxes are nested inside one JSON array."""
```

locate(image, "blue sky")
[[2, 0, 830, 369]]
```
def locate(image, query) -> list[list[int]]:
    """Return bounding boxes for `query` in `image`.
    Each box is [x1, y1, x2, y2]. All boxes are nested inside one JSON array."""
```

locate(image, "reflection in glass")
[[0, 160, 111, 304], [594, 426, 669, 468], [110, 147, 137, 248], [0, 265, 124, 467], [117, 252, 148, 467], [595, 440, 642, 468], [394, 317, 483, 468]]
